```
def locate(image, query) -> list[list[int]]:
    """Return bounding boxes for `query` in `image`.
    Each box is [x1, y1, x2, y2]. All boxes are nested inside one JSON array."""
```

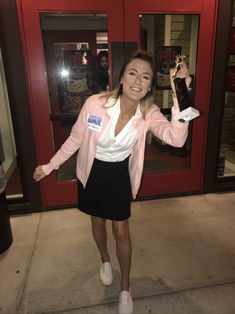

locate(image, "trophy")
[[172, 55, 200, 122]]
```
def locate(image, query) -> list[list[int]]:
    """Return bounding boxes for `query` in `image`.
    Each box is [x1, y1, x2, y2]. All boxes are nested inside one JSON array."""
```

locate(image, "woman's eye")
[[142, 75, 151, 80], [128, 71, 136, 76]]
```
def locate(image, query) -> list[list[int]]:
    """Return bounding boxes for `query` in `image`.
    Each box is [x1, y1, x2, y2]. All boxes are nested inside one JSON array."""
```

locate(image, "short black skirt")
[[77, 157, 132, 221]]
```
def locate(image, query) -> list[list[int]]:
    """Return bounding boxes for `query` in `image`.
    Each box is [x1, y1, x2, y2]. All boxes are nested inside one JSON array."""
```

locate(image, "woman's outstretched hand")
[[33, 165, 47, 182]]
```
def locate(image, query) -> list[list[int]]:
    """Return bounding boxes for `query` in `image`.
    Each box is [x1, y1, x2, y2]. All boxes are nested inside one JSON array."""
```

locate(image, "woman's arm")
[[148, 104, 188, 148], [33, 97, 90, 181]]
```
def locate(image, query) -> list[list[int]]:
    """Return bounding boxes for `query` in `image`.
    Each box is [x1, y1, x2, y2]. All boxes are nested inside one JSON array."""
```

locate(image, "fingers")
[[33, 165, 46, 182], [185, 75, 192, 88], [169, 69, 176, 92], [177, 62, 189, 77], [173, 62, 191, 88]]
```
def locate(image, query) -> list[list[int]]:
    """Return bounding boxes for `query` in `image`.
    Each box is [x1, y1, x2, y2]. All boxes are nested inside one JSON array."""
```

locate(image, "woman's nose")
[[135, 74, 141, 84]]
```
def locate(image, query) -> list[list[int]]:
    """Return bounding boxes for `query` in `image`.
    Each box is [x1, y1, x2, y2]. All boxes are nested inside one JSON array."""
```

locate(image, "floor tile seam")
[[16, 212, 43, 314], [42, 277, 235, 314]]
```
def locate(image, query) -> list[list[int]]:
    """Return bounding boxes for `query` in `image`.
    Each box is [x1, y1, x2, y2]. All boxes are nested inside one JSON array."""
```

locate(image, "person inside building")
[[93, 50, 109, 92], [33, 50, 190, 314]]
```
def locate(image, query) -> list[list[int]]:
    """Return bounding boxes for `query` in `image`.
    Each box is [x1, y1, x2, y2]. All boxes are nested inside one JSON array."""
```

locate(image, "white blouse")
[[95, 98, 141, 162]]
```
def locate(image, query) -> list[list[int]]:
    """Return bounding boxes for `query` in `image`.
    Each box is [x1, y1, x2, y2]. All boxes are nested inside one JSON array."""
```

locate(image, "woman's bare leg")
[[91, 216, 110, 262], [112, 220, 132, 291]]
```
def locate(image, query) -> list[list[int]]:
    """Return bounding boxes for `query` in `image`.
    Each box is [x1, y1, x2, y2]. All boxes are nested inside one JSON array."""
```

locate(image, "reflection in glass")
[[40, 13, 108, 181], [140, 14, 199, 174]]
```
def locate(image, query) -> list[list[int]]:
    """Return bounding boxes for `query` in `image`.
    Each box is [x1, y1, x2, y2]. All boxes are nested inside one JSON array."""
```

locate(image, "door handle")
[[49, 112, 78, 125]]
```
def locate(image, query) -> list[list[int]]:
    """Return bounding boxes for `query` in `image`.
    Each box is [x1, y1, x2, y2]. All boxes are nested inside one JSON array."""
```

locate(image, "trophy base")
[[174, 107, 200, 122]]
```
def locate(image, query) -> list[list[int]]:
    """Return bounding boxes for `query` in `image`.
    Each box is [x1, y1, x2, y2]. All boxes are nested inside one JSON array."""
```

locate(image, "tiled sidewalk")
[[1, 192, 235, 314]]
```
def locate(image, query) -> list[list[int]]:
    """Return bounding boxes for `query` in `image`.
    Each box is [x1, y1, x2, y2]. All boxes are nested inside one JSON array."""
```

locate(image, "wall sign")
[[156, 46, 181, 90], [63, 50, 93, 93]]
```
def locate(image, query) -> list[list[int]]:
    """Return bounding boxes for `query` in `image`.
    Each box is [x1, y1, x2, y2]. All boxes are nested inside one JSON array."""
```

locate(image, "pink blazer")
[[42, 94, 188, 199]]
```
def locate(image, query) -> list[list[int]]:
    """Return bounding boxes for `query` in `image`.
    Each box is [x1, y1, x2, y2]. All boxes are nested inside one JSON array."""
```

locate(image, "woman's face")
[[121, 59, 153, 102], [100, 56, 109, 70]]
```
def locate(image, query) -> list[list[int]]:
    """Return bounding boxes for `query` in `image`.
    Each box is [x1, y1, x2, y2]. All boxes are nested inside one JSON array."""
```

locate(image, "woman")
[[93, 50, 109, 92], [34, 50, 189, 314]]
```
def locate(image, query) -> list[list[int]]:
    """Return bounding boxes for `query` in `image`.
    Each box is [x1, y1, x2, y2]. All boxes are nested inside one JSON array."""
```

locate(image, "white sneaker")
[[118, 290, 133, 314], [99, 262, 113, 285]]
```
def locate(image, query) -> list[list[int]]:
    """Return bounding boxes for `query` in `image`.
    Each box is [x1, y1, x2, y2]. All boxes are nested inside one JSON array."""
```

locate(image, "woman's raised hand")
[[170, 61, 192, 91]]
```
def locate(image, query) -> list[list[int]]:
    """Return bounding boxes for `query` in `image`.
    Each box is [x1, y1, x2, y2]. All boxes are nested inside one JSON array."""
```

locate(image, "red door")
[[124, 0, 218, 197], [16, 0, 218, 208]]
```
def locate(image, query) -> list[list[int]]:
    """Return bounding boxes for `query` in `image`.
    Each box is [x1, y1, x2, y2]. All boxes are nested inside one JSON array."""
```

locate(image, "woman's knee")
[[91, 216, 106, 230], [112, 220, 130, 244]]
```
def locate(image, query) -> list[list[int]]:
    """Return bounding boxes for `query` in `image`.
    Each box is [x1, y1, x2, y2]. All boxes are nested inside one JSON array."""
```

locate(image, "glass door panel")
[[217, 0, 235, 178], [218, 91, 235, 177], [140, 14, 199, 175], [40, 13, 108, 182]]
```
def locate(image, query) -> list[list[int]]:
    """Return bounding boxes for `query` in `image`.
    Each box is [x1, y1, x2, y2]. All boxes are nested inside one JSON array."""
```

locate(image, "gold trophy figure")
[[171, 54, 200, 122]]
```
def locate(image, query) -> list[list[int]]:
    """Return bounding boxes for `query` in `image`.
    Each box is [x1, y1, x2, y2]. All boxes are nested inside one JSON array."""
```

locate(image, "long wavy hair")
[[100, 50, 156, 117]]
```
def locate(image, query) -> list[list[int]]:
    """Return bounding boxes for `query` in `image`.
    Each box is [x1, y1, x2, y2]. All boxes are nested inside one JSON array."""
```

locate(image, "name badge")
[[87, 114, 103, 132]]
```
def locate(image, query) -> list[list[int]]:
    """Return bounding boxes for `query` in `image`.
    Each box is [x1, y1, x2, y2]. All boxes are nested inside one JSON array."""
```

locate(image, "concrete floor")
[[1, 192, 235, 314]]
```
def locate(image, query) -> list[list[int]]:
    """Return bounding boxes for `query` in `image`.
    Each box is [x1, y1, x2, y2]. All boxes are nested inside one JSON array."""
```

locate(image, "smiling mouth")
[[131, 87, 142, 92]]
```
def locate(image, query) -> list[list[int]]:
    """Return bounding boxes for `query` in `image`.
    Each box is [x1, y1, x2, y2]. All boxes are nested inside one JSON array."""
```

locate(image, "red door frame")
[[16, 0, 218, 208]]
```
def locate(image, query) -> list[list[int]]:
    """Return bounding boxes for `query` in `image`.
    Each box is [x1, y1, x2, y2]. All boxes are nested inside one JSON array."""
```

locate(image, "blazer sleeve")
[[148, 97, 189, 148], [42, 97, 90, 175]]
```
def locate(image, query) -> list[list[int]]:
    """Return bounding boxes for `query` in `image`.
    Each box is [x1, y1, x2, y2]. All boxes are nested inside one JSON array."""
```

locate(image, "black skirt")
[[77, 157, 132, 221]]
